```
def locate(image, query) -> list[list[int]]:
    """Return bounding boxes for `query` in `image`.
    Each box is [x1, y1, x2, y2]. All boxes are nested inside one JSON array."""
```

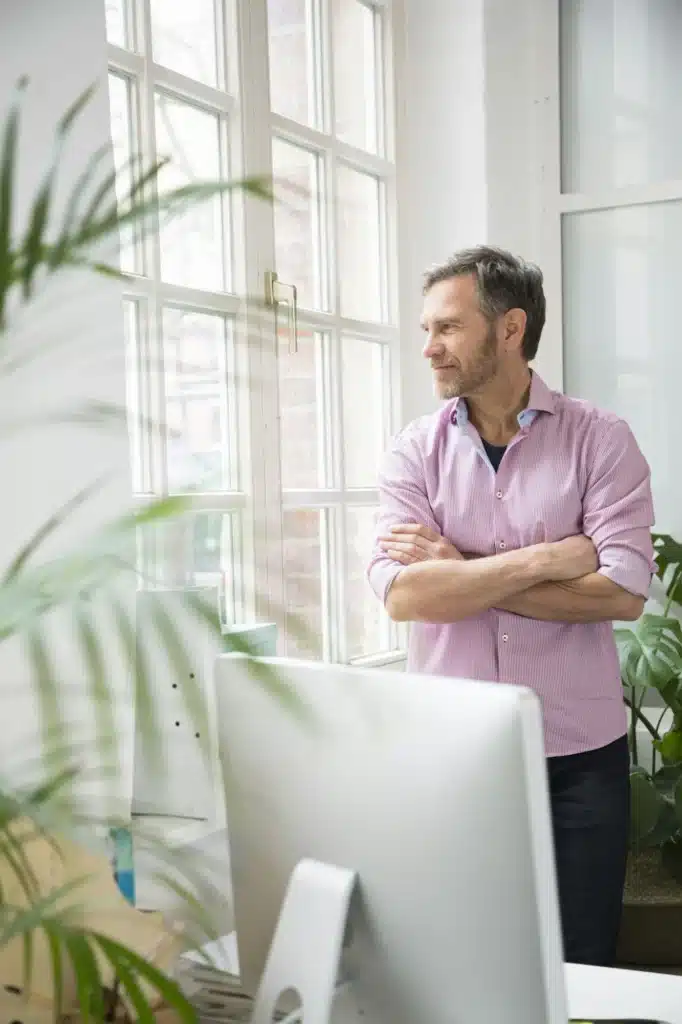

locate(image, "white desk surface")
[[186, 937, 682, 1022], [567, 962, 682, 1023]]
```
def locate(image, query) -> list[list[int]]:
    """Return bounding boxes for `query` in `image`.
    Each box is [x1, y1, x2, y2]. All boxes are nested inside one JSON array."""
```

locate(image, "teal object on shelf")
[[109, 826, 135, 905], [223, 622, 277, 658]]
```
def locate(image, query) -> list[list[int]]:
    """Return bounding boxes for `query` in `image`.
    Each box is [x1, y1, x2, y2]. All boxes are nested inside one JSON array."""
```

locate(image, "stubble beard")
[[436, 329, 499, 401]]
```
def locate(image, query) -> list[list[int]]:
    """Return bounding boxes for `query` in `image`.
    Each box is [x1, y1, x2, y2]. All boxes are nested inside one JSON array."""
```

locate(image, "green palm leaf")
[[101, 952, 153, 1024], [1, 76, 271, 319], [4, 478, 106, 584], [150, 871, 223, 951], [0, 773, 79, 915], [185, 588, 304, 715], [0, 76, 287, 1021], [48, 144, 111, 269], [93, 932, 196, 1023], [77, 152, 155, 242], [110, 594, 165, 775], [65, 929, 106, 1024], [75, 603, 118, 774], [0, 77, 27, 326], [46, 925, 66, 1016], [25, 624, 66, 773], [20, 84, 96, 299], [0, 877, 86, 948]]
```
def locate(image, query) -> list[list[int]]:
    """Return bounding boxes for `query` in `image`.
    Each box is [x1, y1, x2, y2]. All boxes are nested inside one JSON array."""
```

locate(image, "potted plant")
[[615, 532, 682, 967], [0, 78, 278, 1018]]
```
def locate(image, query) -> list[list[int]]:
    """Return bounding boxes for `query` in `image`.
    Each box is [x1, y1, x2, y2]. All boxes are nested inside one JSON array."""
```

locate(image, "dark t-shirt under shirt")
[[481, 438, 507, 472]]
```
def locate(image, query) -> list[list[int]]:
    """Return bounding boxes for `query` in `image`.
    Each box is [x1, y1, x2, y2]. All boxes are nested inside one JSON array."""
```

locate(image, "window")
[[106, 0, 403, 661], [555, 0, 682, 533]]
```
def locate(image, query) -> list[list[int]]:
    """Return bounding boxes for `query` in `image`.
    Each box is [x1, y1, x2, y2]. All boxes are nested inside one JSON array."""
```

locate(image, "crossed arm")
[[379, 524, 644, 624], [368, 421, 655, 626], [497, 573, 644, 623]]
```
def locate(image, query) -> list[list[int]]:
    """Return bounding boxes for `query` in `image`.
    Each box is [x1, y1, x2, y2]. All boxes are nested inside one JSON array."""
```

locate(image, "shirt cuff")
[[597, 558, 653, 600], [367, 559, 404, 605]]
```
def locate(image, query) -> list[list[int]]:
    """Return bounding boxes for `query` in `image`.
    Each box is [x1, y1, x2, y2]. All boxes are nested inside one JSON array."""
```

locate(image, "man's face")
[[420, 274, 500, 401]]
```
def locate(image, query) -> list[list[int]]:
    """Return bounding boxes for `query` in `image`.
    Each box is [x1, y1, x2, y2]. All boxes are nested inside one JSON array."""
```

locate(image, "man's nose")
[[422, 333, 444, 359]]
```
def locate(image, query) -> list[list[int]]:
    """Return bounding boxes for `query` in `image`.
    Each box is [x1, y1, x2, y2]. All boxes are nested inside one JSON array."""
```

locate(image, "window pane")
[[156, 511, 239, 623], [280, 329, 326, 489], [105, 0, 128, 47], [163, 308, 234, 493], [346, 506, 389, 658], [150, 0, 219, 87], [560, 0, 682, 192], [190, 512, 239, 623], [333, 0, 378, 152], [155, 94, 226, 291], [268, 0, 318, 127], [337, 164, 382, 321], [107, 73, 137, 274], [562, 202, 675, 528], [272, 138, 323, 311], [342, 337, 385, 488], [283, 508, 326, 658]]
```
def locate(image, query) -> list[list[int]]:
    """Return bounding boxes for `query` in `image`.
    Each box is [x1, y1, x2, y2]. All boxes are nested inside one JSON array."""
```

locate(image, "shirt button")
[[496, 489, 503, 499], [499, 541, 506, 549], [502, 634, 509, 642]]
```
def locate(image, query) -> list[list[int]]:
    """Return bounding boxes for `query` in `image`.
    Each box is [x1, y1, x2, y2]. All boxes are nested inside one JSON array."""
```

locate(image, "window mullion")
[[236, 0, 285, 630], [323, 0, 349, 654], [137, 0, 167, 501]]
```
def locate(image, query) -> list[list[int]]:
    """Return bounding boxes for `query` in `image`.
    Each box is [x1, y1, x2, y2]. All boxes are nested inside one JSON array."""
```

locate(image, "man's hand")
[[540, 535, 599, 581], [378, 523, 462, 565]]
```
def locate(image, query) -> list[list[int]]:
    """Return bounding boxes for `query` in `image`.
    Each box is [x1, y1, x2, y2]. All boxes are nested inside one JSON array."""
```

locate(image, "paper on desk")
[[566, 961, 682, 1024], [182, 931, 240, 974], [0, 819, 183, 1013]]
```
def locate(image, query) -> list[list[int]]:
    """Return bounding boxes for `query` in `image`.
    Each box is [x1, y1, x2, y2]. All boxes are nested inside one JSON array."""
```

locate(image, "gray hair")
[[423, 245, 546, 361]]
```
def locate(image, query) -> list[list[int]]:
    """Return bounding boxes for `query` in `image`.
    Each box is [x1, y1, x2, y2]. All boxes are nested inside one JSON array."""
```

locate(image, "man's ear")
[[503, 308, 527, 351]]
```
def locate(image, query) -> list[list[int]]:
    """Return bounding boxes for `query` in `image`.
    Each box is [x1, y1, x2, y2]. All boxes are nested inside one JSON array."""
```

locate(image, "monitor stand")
[[251, 858, 357, 1024]]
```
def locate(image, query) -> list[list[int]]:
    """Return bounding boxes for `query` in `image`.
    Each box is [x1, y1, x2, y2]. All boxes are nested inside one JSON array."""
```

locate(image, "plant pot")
[[616, 848, 682, 967]]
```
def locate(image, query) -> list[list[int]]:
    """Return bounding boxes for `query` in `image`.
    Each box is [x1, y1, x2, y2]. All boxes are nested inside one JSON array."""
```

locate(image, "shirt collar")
[[450, 371, 556, 428]]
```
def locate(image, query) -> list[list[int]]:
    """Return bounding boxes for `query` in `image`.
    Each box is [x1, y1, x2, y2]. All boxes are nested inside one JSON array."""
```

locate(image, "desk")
[[567, 962, 682, 1023], [182, 941, 682, 1023]]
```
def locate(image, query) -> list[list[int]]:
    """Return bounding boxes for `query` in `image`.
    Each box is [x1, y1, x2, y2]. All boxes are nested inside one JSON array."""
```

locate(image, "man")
[[367, 245, 655, 967]]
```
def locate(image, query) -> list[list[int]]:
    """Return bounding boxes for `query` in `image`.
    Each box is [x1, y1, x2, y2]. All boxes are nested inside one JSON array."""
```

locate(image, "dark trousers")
[[547, 733, 630, 966]]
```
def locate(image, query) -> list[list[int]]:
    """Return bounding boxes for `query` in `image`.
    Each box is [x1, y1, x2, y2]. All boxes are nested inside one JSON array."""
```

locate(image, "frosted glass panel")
[[342, 337, 386, 488], [560, 0, 682, 192], [333, 0, 378, 152], [562, 202, 682, 533], [337, 164, 383, 321]]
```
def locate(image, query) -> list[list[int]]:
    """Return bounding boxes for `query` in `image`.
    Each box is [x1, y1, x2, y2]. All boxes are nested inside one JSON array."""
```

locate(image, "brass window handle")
[[265, 270, 298, 354]]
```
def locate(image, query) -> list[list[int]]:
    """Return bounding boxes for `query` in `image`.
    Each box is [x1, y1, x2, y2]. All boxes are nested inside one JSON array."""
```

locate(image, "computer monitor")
[[215, 655, 568, 1024]]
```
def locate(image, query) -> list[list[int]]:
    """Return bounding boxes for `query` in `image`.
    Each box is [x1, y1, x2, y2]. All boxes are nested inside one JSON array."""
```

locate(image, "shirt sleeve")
[[582, 419, 656, 599], [367, 430, 441, 604]]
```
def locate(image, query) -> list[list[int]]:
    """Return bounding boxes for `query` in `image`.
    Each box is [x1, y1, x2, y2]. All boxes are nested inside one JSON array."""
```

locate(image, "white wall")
[[397, 0, 563, 430], [397, 0, 486, 427], [482, 0, 563, 391], [0, 1, 132, 813]]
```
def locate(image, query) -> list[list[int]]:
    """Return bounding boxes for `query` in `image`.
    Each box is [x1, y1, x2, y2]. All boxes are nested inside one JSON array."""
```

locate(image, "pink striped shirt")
[[368, 372, 655, 756]]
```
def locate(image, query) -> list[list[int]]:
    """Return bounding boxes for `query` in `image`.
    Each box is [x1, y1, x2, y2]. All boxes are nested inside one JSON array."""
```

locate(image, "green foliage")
[[0, 78, 276, 1018], [0, 79, 271, 331], [620, 533, 682, 856]]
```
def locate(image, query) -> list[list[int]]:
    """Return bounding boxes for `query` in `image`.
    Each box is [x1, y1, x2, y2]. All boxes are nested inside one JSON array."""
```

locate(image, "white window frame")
[[106, 0, 408, 664], [532, 0, 682, 397]]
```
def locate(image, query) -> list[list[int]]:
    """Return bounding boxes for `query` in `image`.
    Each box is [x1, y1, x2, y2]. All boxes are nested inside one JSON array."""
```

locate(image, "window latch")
[[265, 270, 298, 354]]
